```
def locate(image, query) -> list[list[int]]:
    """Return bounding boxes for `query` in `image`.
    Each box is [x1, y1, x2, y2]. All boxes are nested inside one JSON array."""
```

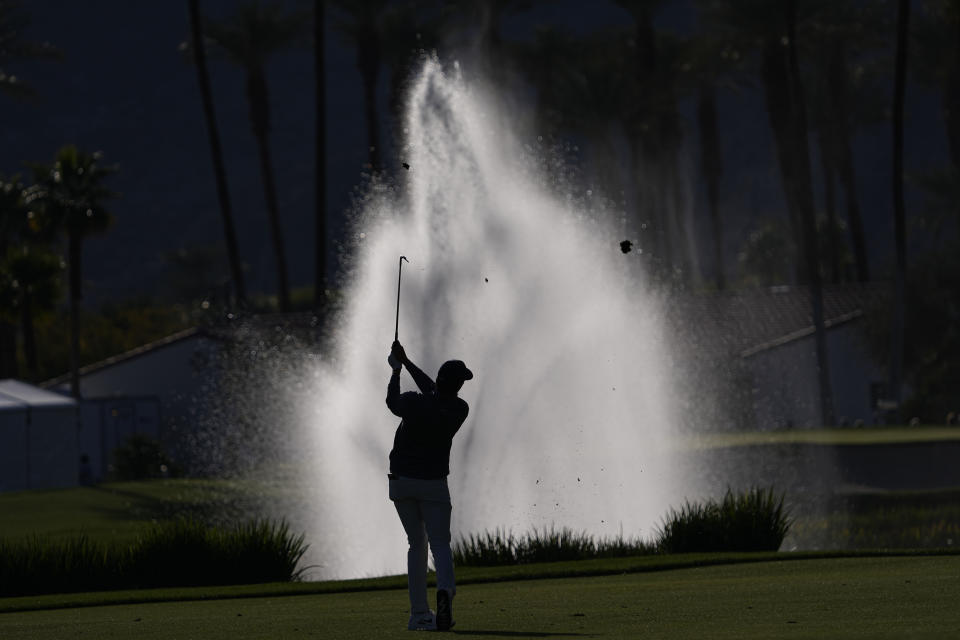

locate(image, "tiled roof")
[[666, 282, 890, 361], [39, 311, 327, 389]]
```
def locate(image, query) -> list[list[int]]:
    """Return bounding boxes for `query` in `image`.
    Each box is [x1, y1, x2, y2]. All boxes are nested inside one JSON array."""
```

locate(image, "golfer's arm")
[[386, 369, 404, 416], [404, 360, 436, 395]]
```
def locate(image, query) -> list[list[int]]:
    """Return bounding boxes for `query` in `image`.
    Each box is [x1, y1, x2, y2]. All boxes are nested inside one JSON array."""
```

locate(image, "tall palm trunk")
[[0, 321, 17, 378], [631, 6, 662, 263], [889, 0, 910, 418], [246, 67, 291, 312], [631, 7, 684, 281], [314, 0, 327, 309], [946, 10, 960, 244], [68, 229, 81, 398], [826, 41, 869, 282], [837, 141, 869, 281], [761, 36, 802, 257], [944, 17, 960, 170], [357, 20, 381, 171], [188, 0, 246, 307], [0, 222, 16, 377], [817, 131, 841, 282], [786, 0, 834, 426], [698, 84, 725, 289], [20, 287, 36, 379]]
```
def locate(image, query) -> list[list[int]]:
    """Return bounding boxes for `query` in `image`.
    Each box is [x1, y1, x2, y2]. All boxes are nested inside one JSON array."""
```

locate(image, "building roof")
[[666, 282, 889, 361], [39, 327, 208, 389], [39, 311, 327, 389], [0, 379, 77, 411]]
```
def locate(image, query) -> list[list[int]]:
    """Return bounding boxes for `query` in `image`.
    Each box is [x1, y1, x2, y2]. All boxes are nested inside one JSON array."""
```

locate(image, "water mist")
[[300, 58, 690, 580]]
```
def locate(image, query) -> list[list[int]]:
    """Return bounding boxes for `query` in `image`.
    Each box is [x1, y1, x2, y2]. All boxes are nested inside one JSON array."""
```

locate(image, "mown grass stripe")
[[687, 426, 960, 448], [2, 548, 958, 615]]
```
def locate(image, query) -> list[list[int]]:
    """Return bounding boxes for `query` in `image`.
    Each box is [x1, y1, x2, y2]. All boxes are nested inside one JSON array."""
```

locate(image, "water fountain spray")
[[293, 57, 690, 580]]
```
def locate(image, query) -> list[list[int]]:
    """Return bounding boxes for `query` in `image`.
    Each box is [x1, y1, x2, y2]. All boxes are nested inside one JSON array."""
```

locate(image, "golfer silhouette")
[[387, 340, 472, 632]]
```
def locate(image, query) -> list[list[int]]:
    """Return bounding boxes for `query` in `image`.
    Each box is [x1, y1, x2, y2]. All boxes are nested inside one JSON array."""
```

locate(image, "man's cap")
[[437, 360, 473, 382]]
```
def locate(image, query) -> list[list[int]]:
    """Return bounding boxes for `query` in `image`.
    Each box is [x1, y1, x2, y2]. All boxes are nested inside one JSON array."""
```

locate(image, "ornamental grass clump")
[[126, 518, 307, 588], [655, 487, 791, 553], [453, 526, 654, 566], [515, 527, 598, 564], [0, 518, 308, 597], [453, 529, 517, 566], [0, 535, 115, 597]]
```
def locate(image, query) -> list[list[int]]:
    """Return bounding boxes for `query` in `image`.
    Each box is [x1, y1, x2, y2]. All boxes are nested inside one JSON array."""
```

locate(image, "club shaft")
[[395, 256, 407, 341]]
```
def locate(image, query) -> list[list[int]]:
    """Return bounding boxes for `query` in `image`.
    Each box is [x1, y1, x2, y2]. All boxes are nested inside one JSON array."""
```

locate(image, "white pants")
[[389, 475, 456, 614]]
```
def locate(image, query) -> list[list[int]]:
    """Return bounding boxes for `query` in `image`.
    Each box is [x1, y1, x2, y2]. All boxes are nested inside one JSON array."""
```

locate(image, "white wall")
[[78, 397, 162, 480], [749, 336, 820, 429], [28, 408, 79, 489], [0, 408, 78, 491], [746, 321, 882, 429], [0, 410, 28, 491], [826, 322, 886, 425], [76, 336, 217, 413]]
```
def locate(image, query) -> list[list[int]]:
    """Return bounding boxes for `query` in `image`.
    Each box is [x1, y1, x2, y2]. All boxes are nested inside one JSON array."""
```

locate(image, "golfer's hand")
[[391, 341, 408, 365], [388, 353, 401, 371]]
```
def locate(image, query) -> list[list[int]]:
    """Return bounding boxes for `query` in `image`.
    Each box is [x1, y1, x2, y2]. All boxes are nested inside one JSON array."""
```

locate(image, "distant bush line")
[[654, 487, 791, 554], [454, 527, 656, 566], [1, 487, 790, 596], [0, 518, 307, 597], [454, 487, 791, 566]]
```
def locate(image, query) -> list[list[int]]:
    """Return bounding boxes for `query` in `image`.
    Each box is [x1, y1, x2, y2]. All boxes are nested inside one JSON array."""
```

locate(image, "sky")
[[1, 0, 950, 305]]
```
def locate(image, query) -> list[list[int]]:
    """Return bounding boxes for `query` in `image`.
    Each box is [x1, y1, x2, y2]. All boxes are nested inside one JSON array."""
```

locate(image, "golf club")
[[395, 256, 409, 341]]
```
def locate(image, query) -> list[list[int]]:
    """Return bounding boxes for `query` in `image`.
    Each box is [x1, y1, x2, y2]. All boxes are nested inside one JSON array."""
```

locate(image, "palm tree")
[[518, 27, 638, 235], [909, 2, 960, 254], [889, 0, 910, 418], [805, 2, 889, 283], [0, 174, 28, 377], [616, 0, 693, 283], [31, 145, 117, 397], [314, 0, 327, 309], [516, 25, 581, 135], [682, 25, 751, 290], [331, 0, 390, 172], [696, 83, 725, 289], [203, 1, 308, 313], [2, 246, 61, 379], [698, 0, 816, 252], [785, 0, 834, 426], [186, 0, 246, 308], [701, 0, 833, 423], [0, 0, 59, 99], [380, 1, 441, 140], [2, 179, 62, 380], [912, 0, 960, 171], [0, 1, 58, 375], [736, 218, 797, 287]]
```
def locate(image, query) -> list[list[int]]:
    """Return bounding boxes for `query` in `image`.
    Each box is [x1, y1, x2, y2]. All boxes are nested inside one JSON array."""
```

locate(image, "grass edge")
[[3, 548, 958, 615]]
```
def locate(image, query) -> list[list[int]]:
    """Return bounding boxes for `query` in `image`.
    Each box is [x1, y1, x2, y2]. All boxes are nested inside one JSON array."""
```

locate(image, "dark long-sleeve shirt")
[[386, 361, 469, 479]]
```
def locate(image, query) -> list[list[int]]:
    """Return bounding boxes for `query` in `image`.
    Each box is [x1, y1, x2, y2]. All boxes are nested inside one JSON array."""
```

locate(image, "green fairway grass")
[[687, 426, 960, 449], [0, 479, 261, 543], [0, 555, 957, 639]]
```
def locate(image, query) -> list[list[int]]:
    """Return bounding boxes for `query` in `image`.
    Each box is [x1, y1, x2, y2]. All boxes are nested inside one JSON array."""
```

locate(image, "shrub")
[[655, 487, 791, 553], [128, 518, 308, 587], [0, 535, 117, 597], [453, 526, 654, 566], [454, 529, 517, 566], [112, 434, 178, 481], [0, 518, 308, 597]]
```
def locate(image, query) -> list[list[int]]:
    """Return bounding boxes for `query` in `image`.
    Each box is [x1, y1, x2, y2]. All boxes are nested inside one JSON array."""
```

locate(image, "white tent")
[[0, 379, 78, 492]]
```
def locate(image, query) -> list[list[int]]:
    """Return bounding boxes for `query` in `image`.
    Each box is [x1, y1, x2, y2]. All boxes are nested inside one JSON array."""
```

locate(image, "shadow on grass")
[[86, 484, 261, 527], [452, 631, 589, 637]]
